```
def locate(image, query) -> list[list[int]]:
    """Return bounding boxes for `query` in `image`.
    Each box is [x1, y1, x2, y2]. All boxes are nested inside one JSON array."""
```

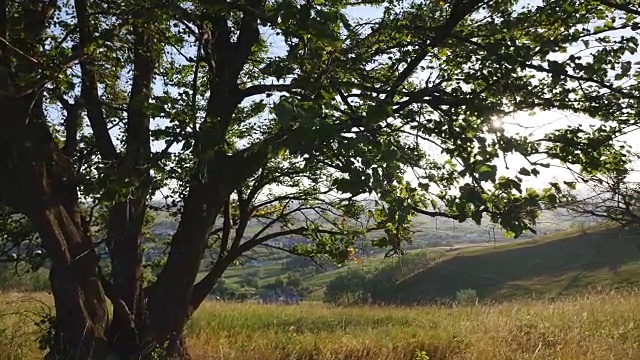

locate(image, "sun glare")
[[491, 118, 503, 129]]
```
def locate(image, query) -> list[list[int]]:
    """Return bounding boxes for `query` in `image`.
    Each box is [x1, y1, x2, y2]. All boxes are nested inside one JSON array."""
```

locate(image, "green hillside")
[[361, 224, 640, 304], [205, 223, 640, 303]]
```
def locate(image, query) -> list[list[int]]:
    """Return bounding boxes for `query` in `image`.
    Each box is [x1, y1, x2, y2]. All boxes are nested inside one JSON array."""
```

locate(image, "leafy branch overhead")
[[0, 0, 638, 358]]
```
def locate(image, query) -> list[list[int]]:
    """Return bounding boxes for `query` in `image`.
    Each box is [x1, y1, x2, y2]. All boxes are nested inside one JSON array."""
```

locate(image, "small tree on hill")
[[324, 268, 372, 305], [241, 270, 262, 289], [557, 160, 640, 229]]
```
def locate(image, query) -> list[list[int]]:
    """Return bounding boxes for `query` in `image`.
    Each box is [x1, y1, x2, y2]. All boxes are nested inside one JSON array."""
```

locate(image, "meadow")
[[1, 290, 639, 360], [2, 224, 640, 359]]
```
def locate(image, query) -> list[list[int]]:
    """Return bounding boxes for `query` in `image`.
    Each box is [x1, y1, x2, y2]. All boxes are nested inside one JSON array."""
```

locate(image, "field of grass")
[[3, 224, 640, 359], [1, 291, 639, 359]]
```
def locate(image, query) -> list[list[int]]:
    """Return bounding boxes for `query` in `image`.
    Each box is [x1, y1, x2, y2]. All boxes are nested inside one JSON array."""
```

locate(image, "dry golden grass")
[[1, 291, 639, 359], [0, 292, 52, 360]]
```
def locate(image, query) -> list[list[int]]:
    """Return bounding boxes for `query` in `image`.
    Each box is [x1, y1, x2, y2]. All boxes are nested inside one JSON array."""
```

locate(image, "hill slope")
[[317, 225, 640, 304]]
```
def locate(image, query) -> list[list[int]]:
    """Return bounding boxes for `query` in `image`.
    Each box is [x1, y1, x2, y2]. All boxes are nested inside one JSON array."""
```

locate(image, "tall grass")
[[0, 293, 52, 360], [1, 291, 639, 359]]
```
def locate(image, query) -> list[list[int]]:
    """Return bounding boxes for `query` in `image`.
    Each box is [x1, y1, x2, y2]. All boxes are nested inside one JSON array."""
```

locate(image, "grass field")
[[3, 224, 640, 359], [1, 291, 639, 359]]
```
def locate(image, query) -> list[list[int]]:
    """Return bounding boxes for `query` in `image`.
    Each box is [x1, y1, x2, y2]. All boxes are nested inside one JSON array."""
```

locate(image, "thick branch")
[[220, 200, 231, 253], [0, 0, 5, 42], [598, 0, 640, 16], [230, 187, 250, 250], [240, 83, 298, 99], [383, 0, 484, 102], [124, 19, 156, 167], [74, 0, 118, 161], [58, 95, 82, 158], [230, 0, 262, 79]]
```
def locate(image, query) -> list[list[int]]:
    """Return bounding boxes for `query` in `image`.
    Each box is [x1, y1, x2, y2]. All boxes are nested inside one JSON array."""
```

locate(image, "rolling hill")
[[325, 224, 640, 304], [211, 222, 640, 303]]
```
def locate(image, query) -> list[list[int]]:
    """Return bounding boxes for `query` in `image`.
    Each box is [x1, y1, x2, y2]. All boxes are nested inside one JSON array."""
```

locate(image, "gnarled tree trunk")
[[0, 109, 112, 359]]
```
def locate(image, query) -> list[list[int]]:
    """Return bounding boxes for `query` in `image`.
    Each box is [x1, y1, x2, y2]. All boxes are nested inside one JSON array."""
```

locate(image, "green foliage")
[[324, 268, 372, 305], [0, 263, 50, 293], [413, 350, 431, 360], [283, 273, 312, 296], [240, 270, 262, 289], [323, 251, 440, 304], [259, 272, 312, 296], [35, 312, 56, 353], [1, 0, 636, 260], [211, 278, 244, 300], [456, 289, 479, 306], [282, 256, 324, 272]]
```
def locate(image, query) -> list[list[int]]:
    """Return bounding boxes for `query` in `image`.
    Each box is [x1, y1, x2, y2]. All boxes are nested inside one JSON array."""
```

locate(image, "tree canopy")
[[0, 0, 639, 358]]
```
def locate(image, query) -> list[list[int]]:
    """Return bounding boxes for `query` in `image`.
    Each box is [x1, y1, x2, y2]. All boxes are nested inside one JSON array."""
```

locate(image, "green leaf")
[[274, 100, 296, 126], [517, 167, 531, 176], [366, 103, 393, 123], [477, 164, 497, 182]]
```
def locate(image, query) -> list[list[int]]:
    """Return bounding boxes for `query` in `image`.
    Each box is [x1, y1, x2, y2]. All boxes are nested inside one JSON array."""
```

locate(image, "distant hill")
[[151, 204, 611, 301], [149, 205, 580, 245], [335, 224, 640, 304]]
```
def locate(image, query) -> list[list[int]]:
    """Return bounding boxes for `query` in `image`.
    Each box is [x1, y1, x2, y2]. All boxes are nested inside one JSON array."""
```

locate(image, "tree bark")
[[0, 94, 112, 359], [28, 194, 111, 360], [105, 201, 146, 357], [144, 180, 223, 358]]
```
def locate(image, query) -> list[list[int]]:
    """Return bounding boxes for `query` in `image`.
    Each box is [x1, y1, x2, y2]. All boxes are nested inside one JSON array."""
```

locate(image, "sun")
[[491, 118, 503, 129]]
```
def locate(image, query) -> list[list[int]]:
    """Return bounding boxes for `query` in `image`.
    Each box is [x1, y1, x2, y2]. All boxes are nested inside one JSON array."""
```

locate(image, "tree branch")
[[240, 83, 298, 99], [383, 0, 485, 102], [74, 0, 118, 161], [124, 16, 156, 168], [230, 0, 262, 79], [230, 187, 250, 250], [237, 226, 344, 254], [598, 0, 640, 16], [57, 95, 82, 158], [219, 200, 231, 253]]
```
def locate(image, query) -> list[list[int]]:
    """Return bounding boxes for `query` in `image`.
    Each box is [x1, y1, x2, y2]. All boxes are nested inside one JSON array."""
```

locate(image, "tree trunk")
[[32, 206, 111, 360], [47, 265, 110, 360], [143, 180, 223, 358], [0, 99, 112, 359], [105, 200, 147, 357]]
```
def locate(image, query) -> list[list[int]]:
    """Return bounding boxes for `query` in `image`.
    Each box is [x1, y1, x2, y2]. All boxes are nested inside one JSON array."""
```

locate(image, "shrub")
[[0, 263, 50, 292], [456, 288, 479, 306], [324, 268, 371, 305]]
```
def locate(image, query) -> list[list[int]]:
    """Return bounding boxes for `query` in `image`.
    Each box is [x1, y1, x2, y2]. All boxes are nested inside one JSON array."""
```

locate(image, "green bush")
[[324, 268, 372, 305], [210, 278, 243, 299], [0, 263, 50, 292], [456, 288, 478, 306]]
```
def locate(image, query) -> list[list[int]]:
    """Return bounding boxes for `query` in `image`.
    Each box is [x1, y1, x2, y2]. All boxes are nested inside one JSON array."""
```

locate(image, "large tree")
[[0, 0, 638, 358]]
